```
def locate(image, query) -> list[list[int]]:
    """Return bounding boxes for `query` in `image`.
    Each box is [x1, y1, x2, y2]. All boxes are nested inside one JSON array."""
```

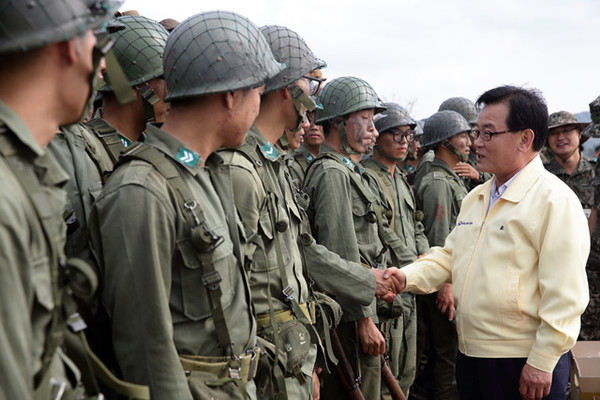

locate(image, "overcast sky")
[[121, 0, 599, 120]]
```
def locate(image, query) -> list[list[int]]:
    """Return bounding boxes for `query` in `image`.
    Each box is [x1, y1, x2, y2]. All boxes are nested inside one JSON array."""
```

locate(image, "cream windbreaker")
[[403, 156, 589, 372]]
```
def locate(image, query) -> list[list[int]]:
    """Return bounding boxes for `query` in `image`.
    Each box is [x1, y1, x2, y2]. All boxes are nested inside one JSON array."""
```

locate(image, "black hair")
[[476, 85, 548, 151]]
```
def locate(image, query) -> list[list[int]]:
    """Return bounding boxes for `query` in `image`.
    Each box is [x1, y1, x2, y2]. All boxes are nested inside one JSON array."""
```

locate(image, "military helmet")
[[101, 15, 168, 91], [374, 102, 416, 134], [438, 97, 478, 125], [583, 96, 600, 138], [163, 11, 285, 101], [422, 110, 471, 148], [316, 76, 386, 123], [259, 25, 326, 94], [0, 0, 122, 55], [414, 119, 425, 138]]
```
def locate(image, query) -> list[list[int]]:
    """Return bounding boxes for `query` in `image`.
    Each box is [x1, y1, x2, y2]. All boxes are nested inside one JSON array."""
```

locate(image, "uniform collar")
[[0, 99, 44, 157], [247, 125, 283, 162], [143, 123, 210, 175]]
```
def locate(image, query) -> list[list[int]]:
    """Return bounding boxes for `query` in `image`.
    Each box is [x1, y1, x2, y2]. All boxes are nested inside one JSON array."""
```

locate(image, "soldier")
[[582, 96, 600, 341], [89, 11, 285, 399], [0, 0, 120, 398], [543, 111, 594, 218], [439, 96, 491, 191], [287, 71, 326, 185], [362, 103, 431, 395], [87, 14, 170, 164], [398, 119, 423, 181], [303, 76, 391, 399], [217, 27, 403, 399], [413, 110, 471, 400]]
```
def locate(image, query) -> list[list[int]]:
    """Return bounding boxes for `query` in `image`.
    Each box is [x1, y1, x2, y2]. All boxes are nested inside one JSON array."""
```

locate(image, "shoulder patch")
[[261, 142, 280, 160], [175, 147, 200, 168]]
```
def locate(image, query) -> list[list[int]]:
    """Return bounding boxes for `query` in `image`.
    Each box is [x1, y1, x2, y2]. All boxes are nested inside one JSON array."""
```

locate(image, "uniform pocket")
[[177, 238, 234, 321]]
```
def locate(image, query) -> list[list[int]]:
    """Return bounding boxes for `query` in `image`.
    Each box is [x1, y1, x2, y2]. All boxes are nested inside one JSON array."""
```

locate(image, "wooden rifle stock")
[[380, 355, 407, 400], [329, 328, 365, 400]]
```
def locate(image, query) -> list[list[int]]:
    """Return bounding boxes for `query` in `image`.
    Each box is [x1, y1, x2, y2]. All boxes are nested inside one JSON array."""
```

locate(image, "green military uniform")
[[47, 124, 114, 263], [413, 150, 434, 190], [544, 153, 595, 214], [304, 143, 387, 399], [219, 126, 317, 399], [413, 157, 466, 400], [89, 125, 258, 399], [0, 101, 89, 399], [287, 145, 316, 187], [362, 157, 429, 395]]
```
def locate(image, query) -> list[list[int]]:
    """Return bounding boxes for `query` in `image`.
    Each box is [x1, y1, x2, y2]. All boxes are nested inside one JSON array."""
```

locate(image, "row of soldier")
[[1, 2, 596, 399]]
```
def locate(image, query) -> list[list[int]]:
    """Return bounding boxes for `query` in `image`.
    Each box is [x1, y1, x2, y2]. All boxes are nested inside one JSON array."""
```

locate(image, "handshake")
[[373, 267, 407, 303]]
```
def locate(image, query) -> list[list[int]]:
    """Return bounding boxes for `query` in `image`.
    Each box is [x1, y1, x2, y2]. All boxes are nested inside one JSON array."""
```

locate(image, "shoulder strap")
[[120, 143, 235, 352], [367, 168, 396, 231], [234, 143, 319, 335], [86, 118, 128, 164]]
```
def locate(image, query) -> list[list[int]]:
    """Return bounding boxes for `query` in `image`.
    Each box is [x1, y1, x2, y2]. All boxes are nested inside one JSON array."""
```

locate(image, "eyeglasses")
[[303, 75, 324, 96], [387, 128, 415, 143], [472, 128, 524, 141]]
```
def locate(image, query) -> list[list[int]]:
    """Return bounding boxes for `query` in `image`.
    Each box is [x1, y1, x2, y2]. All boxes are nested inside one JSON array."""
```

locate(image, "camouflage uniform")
[[544, 153, 595, 213], [582, 97, 600, 341]]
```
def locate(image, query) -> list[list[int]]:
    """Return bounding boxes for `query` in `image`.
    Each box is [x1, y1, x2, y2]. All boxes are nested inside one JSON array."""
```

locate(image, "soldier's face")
[[378, 126, 411, 160], [68, 30, 98, 123], [226, 85, 264, 148], [547, 125, 581, 158], [344, 109, 377, 154], [305, 114, 325, 147], [448, 131, 471, 157]]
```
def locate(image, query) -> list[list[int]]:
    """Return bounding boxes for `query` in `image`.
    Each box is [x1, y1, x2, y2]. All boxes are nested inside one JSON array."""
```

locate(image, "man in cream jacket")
[[389, 85, 589, 400]]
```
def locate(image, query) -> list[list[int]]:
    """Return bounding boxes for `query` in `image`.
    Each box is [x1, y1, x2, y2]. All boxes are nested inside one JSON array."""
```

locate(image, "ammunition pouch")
[[377, 295, 404, 320], [257, 319, 311, 380]]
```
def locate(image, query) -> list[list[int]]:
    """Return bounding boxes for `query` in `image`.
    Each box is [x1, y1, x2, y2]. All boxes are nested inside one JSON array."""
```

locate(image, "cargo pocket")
[[177, 238, 234, 321]]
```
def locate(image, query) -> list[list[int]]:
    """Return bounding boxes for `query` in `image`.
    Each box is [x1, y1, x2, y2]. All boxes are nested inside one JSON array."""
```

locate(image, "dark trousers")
[[455, 351, 570, 400]]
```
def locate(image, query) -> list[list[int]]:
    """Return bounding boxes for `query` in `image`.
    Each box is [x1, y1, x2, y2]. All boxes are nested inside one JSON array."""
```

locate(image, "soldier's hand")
[[383, 267, 406, 294], [454, 162, 479, 181], [519, 363, 552, 400], [357, 317, 386, 356], [373, 269, 397, 303], [435, 283, 454, 320]]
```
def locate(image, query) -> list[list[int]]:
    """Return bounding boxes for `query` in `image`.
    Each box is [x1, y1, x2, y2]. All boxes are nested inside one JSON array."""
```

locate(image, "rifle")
[[329, 328, 365, 400], [380, 355, 407, 400]]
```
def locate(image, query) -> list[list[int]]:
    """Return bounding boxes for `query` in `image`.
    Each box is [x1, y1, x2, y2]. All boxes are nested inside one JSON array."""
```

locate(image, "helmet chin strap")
[[137, 84, 160, 122], [374, 144, 405, 162], [442, 139, 468, 162], [337, 120, 360, 155]]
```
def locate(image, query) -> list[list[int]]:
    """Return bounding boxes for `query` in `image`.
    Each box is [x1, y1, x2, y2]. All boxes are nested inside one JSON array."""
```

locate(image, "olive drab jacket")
[[416, 157, 468, 247], [89, 124, 256, 400], [0, 101, 83, 399], [362, 157, 430, 265], [303, 144, 389, 323], [47, 123, 114, 265]]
